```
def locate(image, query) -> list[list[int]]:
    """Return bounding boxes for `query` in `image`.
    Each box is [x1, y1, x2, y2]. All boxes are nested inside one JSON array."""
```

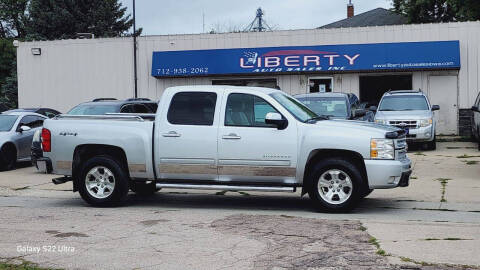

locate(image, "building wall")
[[17, 38, 135, 112], [17, 21, 480, 115]]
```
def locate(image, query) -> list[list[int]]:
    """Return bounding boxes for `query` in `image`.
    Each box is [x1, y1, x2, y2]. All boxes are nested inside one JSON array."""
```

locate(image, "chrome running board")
[[155, 183, 296, 193]]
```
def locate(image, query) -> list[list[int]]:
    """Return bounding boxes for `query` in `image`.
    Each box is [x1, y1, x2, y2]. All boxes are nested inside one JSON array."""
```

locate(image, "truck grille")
[[389, 120, 418, 129], [395, 138, 408, 160]]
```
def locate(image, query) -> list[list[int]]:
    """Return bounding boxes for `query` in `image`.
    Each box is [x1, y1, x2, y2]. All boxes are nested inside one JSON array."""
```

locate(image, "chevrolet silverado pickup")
[[37, 86, 411, 212]]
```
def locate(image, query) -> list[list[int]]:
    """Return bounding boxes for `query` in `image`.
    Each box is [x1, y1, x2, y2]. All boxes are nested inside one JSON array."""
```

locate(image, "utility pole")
[[133, 0, 138, 98]]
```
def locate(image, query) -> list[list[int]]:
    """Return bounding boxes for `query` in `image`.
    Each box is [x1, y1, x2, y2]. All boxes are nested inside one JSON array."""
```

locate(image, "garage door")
[[428, 76, 458, 135]]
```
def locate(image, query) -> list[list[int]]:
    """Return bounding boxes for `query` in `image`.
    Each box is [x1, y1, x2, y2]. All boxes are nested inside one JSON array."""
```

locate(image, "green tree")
[[0, 58, 17, 109], [0, 39, 15, 84], [392, 0, 480, 23], [28, 0, 135, 40], [0, 0, 29, 38]]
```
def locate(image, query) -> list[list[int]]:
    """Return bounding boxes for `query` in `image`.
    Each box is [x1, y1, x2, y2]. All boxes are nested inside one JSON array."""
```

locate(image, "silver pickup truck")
[[37, 86, 411, 212]]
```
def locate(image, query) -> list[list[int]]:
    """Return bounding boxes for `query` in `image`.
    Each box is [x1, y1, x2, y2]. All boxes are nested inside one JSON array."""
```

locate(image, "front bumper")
[[365, 157, 412, 189], [405, 126, 434, 142]]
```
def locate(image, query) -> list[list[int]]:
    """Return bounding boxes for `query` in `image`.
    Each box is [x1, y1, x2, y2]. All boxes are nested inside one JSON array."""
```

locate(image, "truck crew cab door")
[[155, 90, 220, 181], [217, 90, 298, 184]]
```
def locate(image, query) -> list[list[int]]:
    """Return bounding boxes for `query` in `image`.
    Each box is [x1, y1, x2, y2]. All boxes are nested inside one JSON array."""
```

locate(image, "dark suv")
[[67, 98, 158, 115], [472, 92, 480, 150]]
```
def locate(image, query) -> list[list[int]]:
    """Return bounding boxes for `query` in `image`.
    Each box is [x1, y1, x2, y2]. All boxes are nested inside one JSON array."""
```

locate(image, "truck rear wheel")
[[78, 155, 129, 207], [307, 158, 364, 212]]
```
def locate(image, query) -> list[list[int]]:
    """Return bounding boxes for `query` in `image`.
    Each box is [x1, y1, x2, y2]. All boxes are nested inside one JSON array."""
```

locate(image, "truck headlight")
[[371, 139, 395, 160], [419, 118, 433, 127], [375, 119, 386, 125]]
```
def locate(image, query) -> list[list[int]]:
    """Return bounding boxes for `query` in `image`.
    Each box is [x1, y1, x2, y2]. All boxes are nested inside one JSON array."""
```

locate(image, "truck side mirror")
[[431, 105, 440, 111], [265, 112, 288, 130], [369, 106, 377, 112], [472, 106, 479, 112]]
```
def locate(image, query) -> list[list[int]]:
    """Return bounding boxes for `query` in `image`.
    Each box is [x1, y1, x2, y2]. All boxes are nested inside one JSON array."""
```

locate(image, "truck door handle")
[[222, 133, 241, 140], [162, 131, 181, 137]]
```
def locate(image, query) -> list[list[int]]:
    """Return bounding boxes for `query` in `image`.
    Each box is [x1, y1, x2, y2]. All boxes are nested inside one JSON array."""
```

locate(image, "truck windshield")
[[270, 92, 318, 122], [296, 97, 348, 118], [68, 104, 119, 115], [0, 115, 18, 132], [379, 96, 429, 111]]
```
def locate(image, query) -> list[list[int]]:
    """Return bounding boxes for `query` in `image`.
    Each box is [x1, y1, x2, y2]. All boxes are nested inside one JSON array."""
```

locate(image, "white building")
[[16, 17, 480, 135]]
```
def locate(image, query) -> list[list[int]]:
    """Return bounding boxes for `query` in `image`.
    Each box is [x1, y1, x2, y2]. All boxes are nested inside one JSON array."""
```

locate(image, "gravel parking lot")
[[0, 142, 479, 270]]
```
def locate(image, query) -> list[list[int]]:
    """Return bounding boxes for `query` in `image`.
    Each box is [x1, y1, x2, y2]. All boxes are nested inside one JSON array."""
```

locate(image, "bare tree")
[[209, 20, 243, 34]]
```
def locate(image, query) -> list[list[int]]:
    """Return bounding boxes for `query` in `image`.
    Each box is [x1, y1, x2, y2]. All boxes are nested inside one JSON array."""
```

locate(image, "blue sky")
[[120, 0, 393, 35]]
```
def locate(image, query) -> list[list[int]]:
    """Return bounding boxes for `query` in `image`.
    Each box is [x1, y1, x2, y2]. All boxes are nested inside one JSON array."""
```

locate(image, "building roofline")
[[16, 20, 480, 46]]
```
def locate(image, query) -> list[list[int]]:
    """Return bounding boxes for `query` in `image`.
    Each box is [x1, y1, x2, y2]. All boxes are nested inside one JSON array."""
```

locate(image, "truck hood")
[[375, 110, 432, 120], [314, 119, 400, 133]]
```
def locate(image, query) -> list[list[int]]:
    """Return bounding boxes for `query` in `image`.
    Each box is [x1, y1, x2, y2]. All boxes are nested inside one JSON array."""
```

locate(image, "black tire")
[[427, 137, 436, 151], [477, 131, 480, 151], [130, 181, 158, 196], [307, 158, 365, 213], [361, 189, 374, 198], [0, 144, 16, 171], [78, 155, 129, 207]]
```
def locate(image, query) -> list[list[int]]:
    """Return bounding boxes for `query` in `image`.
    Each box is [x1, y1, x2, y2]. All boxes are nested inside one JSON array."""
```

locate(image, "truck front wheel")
[[78, 155, 129, 207], [307, 158, 364, 212]]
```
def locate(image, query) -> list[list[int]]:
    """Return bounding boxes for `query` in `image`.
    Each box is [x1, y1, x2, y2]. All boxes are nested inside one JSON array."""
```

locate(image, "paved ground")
[[0, 142, 479, 269]]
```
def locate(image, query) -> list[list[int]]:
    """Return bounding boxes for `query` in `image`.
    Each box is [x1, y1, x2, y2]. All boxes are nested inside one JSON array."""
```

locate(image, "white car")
[[37, 86, 411, 212], [374, 90, 439, 150]]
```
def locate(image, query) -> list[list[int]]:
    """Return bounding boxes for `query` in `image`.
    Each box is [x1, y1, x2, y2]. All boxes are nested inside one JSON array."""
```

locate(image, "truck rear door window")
[[167, 92, 217, 126]]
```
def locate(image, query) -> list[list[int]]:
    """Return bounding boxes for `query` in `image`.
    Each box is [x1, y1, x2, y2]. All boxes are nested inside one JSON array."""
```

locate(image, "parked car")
[[471, 91, 480, 150], [67, 98, 158, 115], [374, 90, 439, 150], [295, 92, 375, 121], [0, 112, 47, 170], [38, 86, 411, 212], [4, 108, 61, 118]]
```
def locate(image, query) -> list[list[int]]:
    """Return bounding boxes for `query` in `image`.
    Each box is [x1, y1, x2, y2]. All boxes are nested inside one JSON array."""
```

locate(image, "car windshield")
[[297, 97, 348, 118], [269, 92, 318, 122], [379, 96, 429, 111], [0, 115, 18, 132], [67, 104, 119, 115]]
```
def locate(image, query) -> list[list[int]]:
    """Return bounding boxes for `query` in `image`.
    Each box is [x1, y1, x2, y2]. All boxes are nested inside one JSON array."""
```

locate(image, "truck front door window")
[[225, 93, 278, 128], [167, 92, 217, 126]]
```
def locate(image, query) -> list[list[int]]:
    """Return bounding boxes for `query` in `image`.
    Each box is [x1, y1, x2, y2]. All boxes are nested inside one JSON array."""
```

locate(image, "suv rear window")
[[167, 92, 217, 126], [68, 104, 119, 115], [379, 95, 429, 111]]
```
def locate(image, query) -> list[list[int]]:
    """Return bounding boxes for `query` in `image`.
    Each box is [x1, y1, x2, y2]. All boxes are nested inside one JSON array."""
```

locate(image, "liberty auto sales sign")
[[151, 41, 460, 77]]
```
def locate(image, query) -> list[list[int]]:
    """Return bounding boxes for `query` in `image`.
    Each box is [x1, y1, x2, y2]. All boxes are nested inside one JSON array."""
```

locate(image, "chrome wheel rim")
[[85, 166, 115, 199], [317, 169, 353, 205]]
